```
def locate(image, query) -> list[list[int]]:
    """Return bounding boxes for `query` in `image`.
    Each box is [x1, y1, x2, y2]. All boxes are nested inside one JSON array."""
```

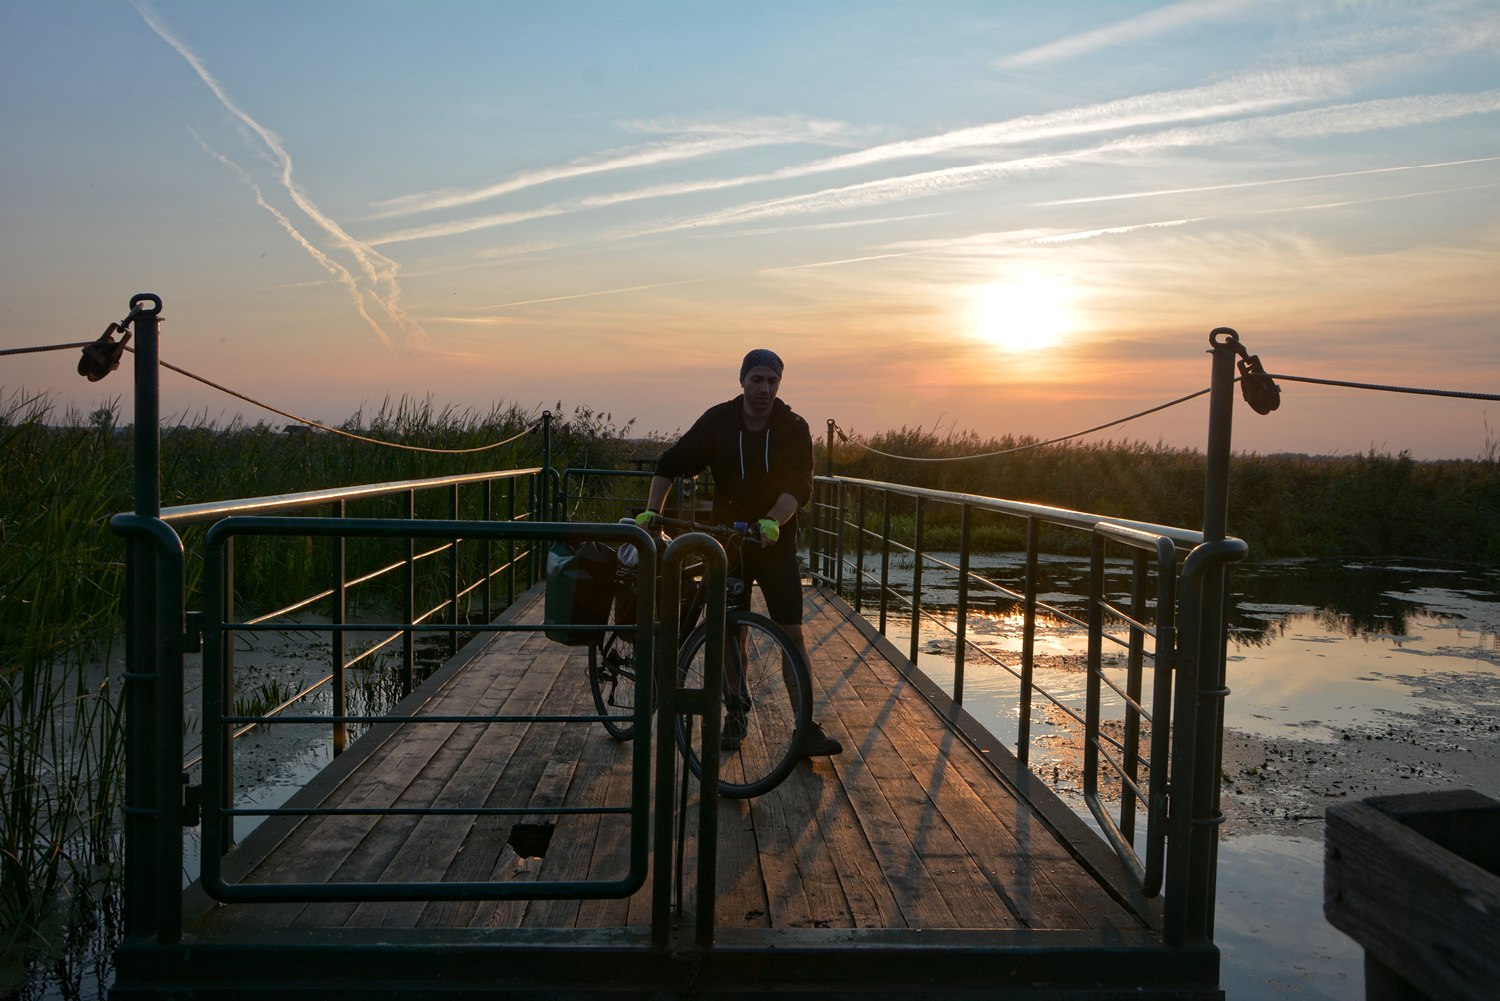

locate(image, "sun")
[[970, 278, 1077, 353]]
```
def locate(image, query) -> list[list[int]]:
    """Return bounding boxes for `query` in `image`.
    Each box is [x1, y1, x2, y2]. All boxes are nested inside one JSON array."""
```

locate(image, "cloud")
[[133, 2, 428, 348]]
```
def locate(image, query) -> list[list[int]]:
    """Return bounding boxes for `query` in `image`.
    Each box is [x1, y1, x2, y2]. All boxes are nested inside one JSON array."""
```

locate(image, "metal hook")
[[1237, 353, 1281, 415], [77, 323, 132, 382]]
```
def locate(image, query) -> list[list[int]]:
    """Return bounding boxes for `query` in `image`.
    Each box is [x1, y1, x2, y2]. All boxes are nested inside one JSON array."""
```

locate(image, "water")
[[16, 559, 1499, 999]]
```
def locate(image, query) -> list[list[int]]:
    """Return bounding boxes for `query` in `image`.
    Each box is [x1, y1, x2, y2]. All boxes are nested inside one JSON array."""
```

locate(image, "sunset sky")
[[3, 1, 1497, 459]]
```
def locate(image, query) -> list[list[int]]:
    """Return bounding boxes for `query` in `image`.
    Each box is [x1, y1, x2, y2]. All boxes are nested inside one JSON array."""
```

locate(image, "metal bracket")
[[184, 610, 204, 654], [182, 776, 203, 828]]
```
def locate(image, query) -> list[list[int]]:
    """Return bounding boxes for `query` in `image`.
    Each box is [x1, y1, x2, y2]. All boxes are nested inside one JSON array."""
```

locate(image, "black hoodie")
[[654, 396, 813, 548]]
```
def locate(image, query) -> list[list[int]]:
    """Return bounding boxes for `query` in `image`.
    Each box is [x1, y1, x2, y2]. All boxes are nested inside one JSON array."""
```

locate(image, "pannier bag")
[[544, 540, 618, 646]]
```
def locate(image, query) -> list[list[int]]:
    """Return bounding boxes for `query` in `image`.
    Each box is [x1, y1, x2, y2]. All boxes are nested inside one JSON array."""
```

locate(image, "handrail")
[[809, 470, 1244, 949], [157, 467, 545, 525], [825, 475, 1207, 548], [140, 466, 551, 764]]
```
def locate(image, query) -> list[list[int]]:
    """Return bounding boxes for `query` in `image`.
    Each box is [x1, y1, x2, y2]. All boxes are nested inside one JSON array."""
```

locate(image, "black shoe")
[[721, 693, 750, 751], [801, 721, 843, 757], [721, 708, 747, 750]]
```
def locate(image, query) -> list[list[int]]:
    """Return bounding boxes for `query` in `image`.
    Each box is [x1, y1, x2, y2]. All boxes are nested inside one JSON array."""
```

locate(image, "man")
[[637, 349, 842, 758]]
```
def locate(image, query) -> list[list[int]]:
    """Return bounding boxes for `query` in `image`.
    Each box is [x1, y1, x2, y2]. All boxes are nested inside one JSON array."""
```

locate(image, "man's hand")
[[757, 517, 780, 546]]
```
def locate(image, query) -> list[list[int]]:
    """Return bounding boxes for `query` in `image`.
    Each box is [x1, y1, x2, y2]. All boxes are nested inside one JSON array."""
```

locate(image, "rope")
[[9, 336, 539, 454], [141, 350, 539, 454], [836, 387, 1213, 463]]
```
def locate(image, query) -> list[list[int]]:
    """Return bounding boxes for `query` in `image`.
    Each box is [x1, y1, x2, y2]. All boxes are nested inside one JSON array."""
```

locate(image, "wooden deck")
[[120, 585, 1221, 999]]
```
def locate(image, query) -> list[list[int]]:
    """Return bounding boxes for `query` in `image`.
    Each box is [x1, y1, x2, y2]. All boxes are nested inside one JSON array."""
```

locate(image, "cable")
[[1265, 373, 1500, 403], [836, 386, 1213, 463], [1, 341, 97, 357]]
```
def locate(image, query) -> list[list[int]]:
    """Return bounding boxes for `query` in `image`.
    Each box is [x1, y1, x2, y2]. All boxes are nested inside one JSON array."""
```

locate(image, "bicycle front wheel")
[[588, 627, 642, 742], [675, 611, 812, 799]]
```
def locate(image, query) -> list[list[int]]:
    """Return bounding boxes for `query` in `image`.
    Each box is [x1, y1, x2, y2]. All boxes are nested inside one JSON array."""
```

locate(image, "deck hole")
[[507, 822, 555, 859]]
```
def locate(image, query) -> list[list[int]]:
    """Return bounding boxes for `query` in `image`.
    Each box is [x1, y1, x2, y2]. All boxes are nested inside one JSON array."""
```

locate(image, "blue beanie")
[[740, 348, 784, 381]]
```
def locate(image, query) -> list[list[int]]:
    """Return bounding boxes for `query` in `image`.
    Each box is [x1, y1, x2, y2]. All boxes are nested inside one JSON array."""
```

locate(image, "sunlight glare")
[[970, 278, 1077, 354]]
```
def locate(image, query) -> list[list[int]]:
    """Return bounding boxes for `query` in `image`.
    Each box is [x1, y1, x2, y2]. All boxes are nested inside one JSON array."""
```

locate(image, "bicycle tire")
[[588, 626, 642, 742], [674, 610, 812, 799]]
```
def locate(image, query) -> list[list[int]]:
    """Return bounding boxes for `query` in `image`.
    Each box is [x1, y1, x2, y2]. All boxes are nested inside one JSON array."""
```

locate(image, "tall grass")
[[822, 424, 1500, 560]]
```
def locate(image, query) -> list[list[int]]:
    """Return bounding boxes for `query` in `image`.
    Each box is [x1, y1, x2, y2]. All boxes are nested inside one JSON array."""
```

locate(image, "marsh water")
[[17, 558, 1500, 1000]]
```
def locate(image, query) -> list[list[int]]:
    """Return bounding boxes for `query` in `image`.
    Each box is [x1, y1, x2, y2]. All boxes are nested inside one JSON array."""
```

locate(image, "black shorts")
[[738, 540, 804, 625]]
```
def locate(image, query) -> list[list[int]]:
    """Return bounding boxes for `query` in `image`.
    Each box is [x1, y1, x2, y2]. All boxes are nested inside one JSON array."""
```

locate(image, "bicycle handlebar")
[[649, 514, 764, 545]]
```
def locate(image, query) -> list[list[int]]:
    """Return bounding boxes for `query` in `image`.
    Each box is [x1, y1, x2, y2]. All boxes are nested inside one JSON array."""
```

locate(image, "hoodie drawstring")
[[738, 429, 771, 480]]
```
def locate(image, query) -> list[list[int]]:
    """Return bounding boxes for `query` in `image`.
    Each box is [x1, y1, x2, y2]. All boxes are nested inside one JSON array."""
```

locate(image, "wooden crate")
[[1325, 789, 1500, 1001]]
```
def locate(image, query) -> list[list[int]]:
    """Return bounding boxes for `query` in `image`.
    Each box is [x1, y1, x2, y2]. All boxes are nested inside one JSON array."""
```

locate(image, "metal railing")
[[557, 466, 705, 523], [195, 519, 659, 906], [159, 468, 552, 761], [115, 502, 729, 947], [807, 475, 1245, 945]]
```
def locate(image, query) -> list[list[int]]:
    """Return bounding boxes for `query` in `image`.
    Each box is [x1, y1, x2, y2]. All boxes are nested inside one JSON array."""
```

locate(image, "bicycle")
[[585, 516, 813, 799]]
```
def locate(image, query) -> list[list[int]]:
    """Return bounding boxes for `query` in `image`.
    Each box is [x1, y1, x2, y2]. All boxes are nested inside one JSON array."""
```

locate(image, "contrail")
[[999, 0, 1260, 69], [192, 133, 396, 351], [1030, 218, 1207, 244], [1029, 182, 1500, 246], [369, 117, 856, 219], [132, 2, 428, 348], [476, 279, 713, 311], [1038, 156, 1500, 205], [628, 90, 1500, 237], [369, 66, 1349, 247]]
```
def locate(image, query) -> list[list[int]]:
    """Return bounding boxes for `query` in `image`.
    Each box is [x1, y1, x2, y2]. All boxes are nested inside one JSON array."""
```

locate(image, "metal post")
[[1017, 516, 1041, 764], [331, 499, 347, 756], [825, 419, 835, 477], [448, 482, 460, 659], [879, 492, 892, 634], [540, 410, 553, 519], [1182, 330, 1240, 941], [483, 479, 494, 621], [853, 485, 867, 613], [909, 496, 924, 666], [403, 489, 415, 695], [121, 293, 163, 941], [833, 482, 846, 594], [954, 504, 971, 706]]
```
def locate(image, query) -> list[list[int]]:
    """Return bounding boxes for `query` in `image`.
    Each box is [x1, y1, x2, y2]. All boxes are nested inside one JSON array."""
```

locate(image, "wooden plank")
[[356, 649, 580, 929], [512, 683, 618, 929], [188, 581, 1159, 944], [798, 648, 961, 930], [574, 731, 653, 929], [810, 589, 1145, 931]]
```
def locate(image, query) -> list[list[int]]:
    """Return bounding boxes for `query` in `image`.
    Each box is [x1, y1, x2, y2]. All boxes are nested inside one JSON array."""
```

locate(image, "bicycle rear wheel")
[[675, 610, 812, 799], [588, 627, 641, 741]]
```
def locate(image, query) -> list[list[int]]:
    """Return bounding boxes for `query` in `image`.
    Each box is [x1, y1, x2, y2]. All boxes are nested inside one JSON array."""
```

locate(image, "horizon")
[[3, 1, 1497, 460]]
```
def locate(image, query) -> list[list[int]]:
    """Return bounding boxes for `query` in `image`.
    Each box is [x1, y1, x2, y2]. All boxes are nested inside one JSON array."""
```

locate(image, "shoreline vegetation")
[[3, 387, 1498, 990]]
